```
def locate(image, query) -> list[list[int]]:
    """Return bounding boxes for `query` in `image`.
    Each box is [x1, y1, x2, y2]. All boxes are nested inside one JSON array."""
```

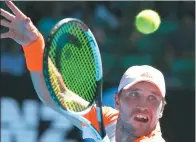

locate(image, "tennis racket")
[[43, 18, 110, 142]]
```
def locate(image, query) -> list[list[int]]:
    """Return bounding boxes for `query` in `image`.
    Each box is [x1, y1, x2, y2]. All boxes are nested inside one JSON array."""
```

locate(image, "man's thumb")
[[24, 17, 39, 41]]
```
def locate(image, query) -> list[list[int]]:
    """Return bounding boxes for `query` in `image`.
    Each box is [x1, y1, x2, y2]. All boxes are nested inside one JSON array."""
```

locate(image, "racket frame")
[[43, 18, 110, 141]]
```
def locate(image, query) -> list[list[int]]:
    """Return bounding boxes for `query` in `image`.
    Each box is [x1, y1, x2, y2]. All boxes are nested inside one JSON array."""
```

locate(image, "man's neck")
[[115, 117, 159, 142], [115, 117, 138, 142]]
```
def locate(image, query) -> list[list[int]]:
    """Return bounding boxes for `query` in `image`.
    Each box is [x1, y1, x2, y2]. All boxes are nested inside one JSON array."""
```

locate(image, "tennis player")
[[1, 1, 166, 142]]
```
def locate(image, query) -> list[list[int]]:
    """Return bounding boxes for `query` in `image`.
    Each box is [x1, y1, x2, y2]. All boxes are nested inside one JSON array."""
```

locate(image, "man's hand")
[[0, 1, 39, 46]]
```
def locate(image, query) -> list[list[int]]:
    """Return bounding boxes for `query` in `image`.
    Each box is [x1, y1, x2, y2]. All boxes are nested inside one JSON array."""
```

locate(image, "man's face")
[[115, 81, 164, 137]]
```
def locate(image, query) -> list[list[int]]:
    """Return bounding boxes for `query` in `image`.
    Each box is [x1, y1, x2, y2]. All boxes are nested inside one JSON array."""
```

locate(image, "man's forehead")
[[123, 82, 162, 97]]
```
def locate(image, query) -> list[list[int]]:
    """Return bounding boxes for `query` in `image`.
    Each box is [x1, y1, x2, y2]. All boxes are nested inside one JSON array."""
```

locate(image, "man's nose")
[[136, 106, 149, 114]]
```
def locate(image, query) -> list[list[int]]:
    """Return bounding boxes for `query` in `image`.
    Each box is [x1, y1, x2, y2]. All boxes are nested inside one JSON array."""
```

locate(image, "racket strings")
[[48, 23, 98, 112], [48, 60, 86, 111]]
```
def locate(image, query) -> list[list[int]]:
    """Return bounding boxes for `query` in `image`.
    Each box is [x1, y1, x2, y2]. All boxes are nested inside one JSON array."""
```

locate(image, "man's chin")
[[132, 124, 149, 137], [128, 117, 150, 135]]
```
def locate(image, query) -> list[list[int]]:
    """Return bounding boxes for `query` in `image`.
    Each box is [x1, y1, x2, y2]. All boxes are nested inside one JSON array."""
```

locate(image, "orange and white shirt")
[[83, 106, 165, 142]]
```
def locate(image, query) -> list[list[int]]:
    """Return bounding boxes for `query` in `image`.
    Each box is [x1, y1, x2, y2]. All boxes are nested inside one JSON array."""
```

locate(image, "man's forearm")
[[30, 59, 89, 110]]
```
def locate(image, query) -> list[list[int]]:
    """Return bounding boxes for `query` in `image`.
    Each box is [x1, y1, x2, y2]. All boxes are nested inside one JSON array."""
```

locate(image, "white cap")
[[118, 65, 166, 97]]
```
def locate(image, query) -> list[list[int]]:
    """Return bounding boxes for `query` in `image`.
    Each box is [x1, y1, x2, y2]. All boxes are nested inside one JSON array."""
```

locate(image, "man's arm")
[[30, 57, 89, 112], [25, 34, 90, 129], [0, 1, 117, 133], [0, 1, 88, 130]]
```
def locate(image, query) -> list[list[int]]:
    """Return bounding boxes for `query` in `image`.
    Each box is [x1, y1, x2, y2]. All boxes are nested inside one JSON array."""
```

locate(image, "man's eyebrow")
[[130, 88, 141, 91], [129, 88, 161, 97], [150, 91, 161, 97]]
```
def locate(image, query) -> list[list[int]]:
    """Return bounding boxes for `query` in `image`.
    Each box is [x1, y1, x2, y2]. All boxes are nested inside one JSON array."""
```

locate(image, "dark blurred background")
[[1, 1, 195, 142]]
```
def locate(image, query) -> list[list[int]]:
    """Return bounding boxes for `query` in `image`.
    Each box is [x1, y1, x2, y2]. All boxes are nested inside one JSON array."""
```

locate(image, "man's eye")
[[148, 95, 157, 100], [129, 92, 139, 97]]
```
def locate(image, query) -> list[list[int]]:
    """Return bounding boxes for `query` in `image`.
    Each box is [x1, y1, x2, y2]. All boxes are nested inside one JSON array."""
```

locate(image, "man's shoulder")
[[102, 106, 119, 115], [102, 106, 119, 124]]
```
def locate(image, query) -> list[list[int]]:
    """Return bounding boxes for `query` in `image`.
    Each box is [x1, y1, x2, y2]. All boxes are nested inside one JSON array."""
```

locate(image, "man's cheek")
[[120, 102, 133, 118], [120, 100, 129, 112]]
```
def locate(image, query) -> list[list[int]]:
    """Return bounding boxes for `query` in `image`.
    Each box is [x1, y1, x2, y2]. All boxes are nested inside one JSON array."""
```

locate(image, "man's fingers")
[[0, 19, 12, 28], [5, 1, 26, 18], [0, 31, 13, 39], [0, 8, 15, 21]]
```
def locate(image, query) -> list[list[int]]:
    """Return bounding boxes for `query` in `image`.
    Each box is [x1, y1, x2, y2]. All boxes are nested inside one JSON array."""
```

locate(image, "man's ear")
[[159, 101, 165, 118], [115, 93, 120, 110], [159, 112, 163, 118]]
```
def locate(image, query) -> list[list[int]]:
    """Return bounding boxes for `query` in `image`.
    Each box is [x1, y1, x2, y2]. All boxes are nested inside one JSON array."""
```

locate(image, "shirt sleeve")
[[83, 105, 119, 131]]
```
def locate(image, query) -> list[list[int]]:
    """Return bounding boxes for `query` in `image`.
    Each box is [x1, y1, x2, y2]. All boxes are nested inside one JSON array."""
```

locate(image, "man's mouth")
[[133, 114, 149, 123]]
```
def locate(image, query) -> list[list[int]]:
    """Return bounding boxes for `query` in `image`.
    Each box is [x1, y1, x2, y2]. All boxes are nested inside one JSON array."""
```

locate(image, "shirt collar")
[[134, 122, 162, 142]]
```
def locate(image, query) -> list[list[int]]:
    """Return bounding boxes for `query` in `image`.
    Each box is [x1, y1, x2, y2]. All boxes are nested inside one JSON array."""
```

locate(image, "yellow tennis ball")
[[135, 9, 161, 34]]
